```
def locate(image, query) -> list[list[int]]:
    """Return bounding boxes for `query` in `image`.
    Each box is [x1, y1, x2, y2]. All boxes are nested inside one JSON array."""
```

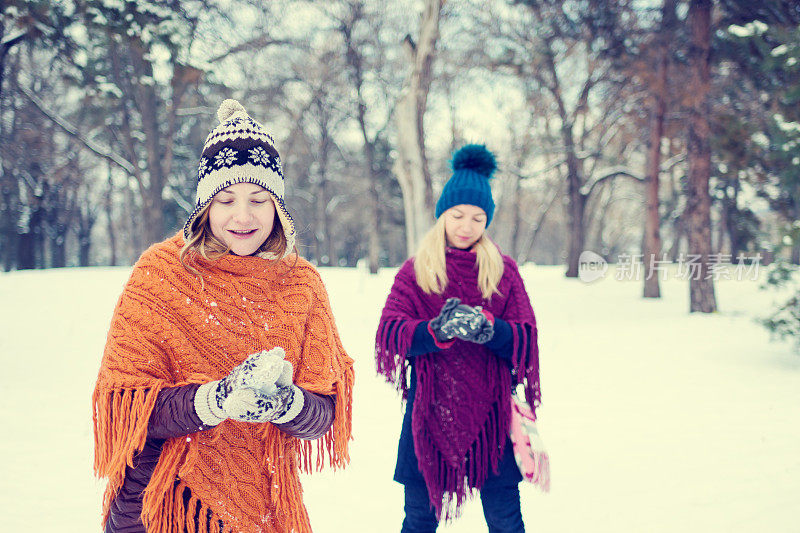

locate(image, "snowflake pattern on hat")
[[249, 146, 270, 166], [197, 157, 209, 179], [214, 147, 237, 168], [197, 148, 284, 182]]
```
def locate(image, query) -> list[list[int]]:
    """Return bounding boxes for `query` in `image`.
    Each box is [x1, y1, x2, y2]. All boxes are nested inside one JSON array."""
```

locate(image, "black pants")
[[400, 481, 525, 533]]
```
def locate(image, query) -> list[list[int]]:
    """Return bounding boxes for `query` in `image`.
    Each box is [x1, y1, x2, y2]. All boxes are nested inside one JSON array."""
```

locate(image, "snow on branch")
[[1, 31, 28, 53], [660, 152, 686, 172]]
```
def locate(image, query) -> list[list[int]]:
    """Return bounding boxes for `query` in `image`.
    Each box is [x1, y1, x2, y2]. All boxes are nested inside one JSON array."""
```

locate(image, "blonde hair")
[[413, 215, 504, 300], [179, 201, 290, 279]]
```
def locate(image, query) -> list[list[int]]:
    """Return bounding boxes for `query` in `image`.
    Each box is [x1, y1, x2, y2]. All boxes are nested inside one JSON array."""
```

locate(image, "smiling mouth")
[[228, 229, 257, 237]]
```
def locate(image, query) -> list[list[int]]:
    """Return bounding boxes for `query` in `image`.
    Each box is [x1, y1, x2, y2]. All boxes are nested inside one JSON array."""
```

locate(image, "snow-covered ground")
[[0, 263, 798, 532]]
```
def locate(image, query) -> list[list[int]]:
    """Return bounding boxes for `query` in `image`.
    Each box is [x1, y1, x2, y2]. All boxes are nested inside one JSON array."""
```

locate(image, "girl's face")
[[208, 182, 276, 256], [444, 204, 487, 250]]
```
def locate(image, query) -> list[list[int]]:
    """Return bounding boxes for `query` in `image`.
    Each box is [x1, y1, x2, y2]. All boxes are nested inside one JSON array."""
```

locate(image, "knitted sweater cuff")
[[194, 381, 227, 426]]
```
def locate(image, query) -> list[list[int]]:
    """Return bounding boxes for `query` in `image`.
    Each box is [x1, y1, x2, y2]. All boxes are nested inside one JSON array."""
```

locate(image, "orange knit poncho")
[[93, 234, 354, 533]]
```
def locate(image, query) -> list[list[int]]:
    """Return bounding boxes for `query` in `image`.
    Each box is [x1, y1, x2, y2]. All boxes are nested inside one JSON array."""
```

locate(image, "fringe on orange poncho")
[[92, 234, 354, 533]]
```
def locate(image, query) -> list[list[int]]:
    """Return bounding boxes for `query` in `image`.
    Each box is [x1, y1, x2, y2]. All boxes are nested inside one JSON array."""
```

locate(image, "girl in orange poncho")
[[93, 99, 353, 533]]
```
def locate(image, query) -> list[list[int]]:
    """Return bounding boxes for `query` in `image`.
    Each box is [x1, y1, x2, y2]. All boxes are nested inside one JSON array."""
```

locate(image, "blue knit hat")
[[435, 144, 497, 227]]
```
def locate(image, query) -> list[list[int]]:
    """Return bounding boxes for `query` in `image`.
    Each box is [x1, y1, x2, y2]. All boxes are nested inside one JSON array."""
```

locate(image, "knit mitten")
[[222, 384, 304, 424], [440, 305, 495, 344], [428, 297, 467, 342], [194, 347, 298, 425]]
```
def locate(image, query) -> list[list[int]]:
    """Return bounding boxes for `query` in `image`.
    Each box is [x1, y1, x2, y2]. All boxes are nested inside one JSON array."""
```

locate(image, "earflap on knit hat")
[[183, 99, 296, 258], [435, 144, 498, 227]]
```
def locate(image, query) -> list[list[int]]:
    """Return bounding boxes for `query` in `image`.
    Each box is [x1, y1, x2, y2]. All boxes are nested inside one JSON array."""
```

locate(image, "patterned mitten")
[[440, 305, 495, 344], [428, 297, 466, 342], [222, 384, 304, 424], [194, 347, 297, 425], [223, 350, 303, 423]]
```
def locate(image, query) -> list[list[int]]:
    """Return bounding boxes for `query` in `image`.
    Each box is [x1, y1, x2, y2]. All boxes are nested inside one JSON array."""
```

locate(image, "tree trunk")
[[792, 201, 800, 264], [361, 121, 382, 274], [79, 232, 91, 266], [51, 228, 67, 268], [78, 208, 95, 267], [132, 39, 168, 247], [539, 32, 587, 278], [686, 0, 717, 313], [723, 183, 738, 257], [564, 135, 586, 278], [0, 160, 20, 271], [125, 177, 143, 262], [315, 121, 331, 265], [17, 201, 42, 270], [510, 175, 522, 260], [109, 36, 171, 251], [105, 168, 117, 266], [343, 8, 384, 274], [643, 0, 676, 298], [17, 231, 36, 269], [393, 0, 443, 255]]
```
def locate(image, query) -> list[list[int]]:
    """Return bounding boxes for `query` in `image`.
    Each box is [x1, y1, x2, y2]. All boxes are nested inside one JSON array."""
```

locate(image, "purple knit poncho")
[[376, 246, 540, 518]]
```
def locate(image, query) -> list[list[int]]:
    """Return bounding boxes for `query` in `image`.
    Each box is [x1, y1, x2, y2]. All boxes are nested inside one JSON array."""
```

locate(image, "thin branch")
[[209, 36, 293, 63], [16, 83, 136, 175], [1, 31, 28, 58], [166, 181, 193, 214], [661, 152, 686, 171], [508, 157, 568, 180], [521, 179, 563, 261], [176, 106, 213, 116], [582, 167, 644, 197]]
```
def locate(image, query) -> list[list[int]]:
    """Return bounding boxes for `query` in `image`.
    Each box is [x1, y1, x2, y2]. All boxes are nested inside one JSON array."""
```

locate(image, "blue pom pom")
[[451, 144, 497, 177]]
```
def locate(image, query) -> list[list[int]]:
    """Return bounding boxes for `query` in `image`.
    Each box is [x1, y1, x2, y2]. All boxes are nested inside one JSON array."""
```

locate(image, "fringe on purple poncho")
[[375, 246, 540, 519]]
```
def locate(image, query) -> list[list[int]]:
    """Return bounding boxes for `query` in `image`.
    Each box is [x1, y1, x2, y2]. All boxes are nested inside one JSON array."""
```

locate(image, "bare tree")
[[487, 1, 642, 276], [393, 0, 444, 254], [337, 0, 398, 272]]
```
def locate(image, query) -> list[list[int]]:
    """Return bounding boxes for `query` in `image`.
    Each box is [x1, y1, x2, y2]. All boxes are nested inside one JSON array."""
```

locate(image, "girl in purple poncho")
[[375, 144, 541, 532]]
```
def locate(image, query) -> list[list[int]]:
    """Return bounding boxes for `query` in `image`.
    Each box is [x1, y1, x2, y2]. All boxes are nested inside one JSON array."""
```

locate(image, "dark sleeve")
[[274, 388, 336, 440], [105, 385, 210, 532], [484, 317, 514, 362], [105, 437, 163, 533], [407, 321, 441, 357], [147, 383, 210, 439]]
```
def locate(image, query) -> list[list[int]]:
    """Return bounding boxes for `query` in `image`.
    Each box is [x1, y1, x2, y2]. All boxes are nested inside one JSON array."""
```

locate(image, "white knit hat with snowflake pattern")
[[183, 99, 295, 258]]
